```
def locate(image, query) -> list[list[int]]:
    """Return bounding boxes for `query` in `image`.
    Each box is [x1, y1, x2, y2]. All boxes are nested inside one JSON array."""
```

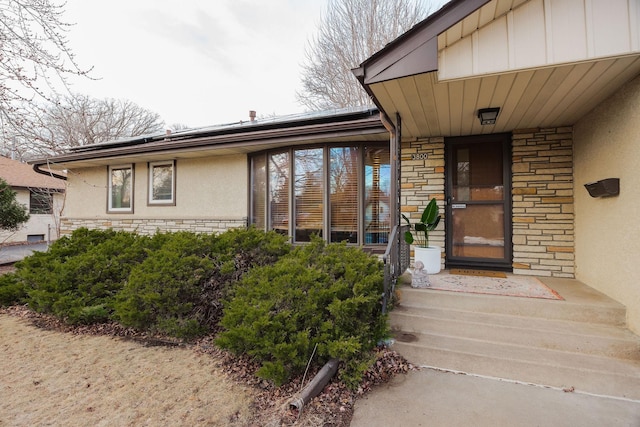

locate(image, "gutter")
[[32, 163, 67, 181], [28, 114, 386, 168]]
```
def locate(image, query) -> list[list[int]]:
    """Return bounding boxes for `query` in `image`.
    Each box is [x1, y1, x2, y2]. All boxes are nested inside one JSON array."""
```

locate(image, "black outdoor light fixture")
[[477, 107, 500, 125], [584, 178, 620, 198]]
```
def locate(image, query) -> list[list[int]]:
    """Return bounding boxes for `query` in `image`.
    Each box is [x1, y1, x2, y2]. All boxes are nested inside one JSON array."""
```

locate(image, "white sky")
[[61, 0, 447, 130], [62, 0, 329, 128]]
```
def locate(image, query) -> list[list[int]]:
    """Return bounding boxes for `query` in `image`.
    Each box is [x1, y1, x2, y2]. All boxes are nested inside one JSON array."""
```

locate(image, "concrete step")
[[396, 285, 627, 326], [391, 306, 640, 361], [392, 333, 640, 400], [389, 278, 640, 401]]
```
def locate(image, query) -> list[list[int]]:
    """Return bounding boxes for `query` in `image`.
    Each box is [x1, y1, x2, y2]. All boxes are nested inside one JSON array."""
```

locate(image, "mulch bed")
[[0, 304, 415, 426]]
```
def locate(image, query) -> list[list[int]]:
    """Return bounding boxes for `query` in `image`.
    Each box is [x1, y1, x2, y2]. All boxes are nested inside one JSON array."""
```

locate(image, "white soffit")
[[371, 55, 640, 139], [370, 0, 640, 139]]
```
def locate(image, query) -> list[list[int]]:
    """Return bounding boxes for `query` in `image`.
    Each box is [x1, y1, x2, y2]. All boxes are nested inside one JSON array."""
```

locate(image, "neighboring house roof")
[[0, 156, 66, 190], [354, 0, 640, 138], [30, 107, 388, 171]]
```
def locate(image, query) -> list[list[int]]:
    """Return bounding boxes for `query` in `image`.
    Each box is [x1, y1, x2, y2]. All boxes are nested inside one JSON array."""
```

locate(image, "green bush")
[[216, 237, 388, 387], [10, 228, 156, 324], [113, 231, 216, 338], [0, 273, 27, 306], [114, 228, 291, 338]]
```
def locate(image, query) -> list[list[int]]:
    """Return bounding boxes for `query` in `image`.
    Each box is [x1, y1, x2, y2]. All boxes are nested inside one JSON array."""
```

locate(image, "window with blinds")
[[364, 147, 391, 244], [294, 148, 324, 242], [330, 147, 358, 243], [269, 151, 290, 235], [251, 155, 267, 229], [250, 144, 389, 246]]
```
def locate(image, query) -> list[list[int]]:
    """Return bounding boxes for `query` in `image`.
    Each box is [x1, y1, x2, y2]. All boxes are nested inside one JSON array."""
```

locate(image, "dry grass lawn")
[[0, 314, 255, 426]]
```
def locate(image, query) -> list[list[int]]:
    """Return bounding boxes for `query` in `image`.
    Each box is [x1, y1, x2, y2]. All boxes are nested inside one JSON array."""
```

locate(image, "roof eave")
[[356, 0, 490, 85], [29, 112, 387, 168]]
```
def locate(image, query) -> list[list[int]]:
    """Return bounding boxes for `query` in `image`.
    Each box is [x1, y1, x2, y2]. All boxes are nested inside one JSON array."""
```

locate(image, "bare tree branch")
[[7, 93, 165, 159], [297, 0, 431, 111], [0, 0, 92, 126]]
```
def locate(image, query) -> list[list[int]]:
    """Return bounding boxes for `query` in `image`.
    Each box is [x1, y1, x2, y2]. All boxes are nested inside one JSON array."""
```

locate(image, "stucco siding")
[[63, 154, 247, 220], [574, 74, 640, 333], [175, 156, 247, 219], [0, 189, 64, 244]]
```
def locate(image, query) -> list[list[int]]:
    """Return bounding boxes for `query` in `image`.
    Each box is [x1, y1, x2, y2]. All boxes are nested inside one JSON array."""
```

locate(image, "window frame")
[[107, 164, 134, 213], [29, 189, 54, 215], [147, 160, 176, 206], [249, 143, 390, 246]]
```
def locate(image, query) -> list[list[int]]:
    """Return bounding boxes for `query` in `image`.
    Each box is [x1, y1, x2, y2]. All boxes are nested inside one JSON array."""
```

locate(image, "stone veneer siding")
[[60, 217, 248, 236], [512, 127, 575, 278], [400, 128, 575, 278], [400, 137, 446, 269]]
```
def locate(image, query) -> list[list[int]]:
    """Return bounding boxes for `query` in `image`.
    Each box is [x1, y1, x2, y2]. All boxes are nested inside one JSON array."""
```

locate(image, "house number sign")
[[411, 153, 429, 160]]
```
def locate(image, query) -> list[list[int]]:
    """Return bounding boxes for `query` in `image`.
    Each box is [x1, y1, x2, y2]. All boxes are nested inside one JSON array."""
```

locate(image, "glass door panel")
[[451, 204, 505, 258], [447, 136, 511, 268]]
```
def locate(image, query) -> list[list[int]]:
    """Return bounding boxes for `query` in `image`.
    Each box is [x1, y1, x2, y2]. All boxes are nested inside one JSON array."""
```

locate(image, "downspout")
[[289, 358, 340, 412], [32, 163, 67, 181]]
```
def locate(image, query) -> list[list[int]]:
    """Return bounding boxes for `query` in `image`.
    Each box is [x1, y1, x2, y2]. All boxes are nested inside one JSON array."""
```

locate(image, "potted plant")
[[402, 198, 442, 274]]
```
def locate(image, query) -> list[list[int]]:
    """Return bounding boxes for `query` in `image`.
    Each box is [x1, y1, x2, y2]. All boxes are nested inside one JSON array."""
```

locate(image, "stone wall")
[[511, 127, 575, 278], [399, 129, 575, 278], [400, 137, 446, 268], [60, 217, 248, 236]]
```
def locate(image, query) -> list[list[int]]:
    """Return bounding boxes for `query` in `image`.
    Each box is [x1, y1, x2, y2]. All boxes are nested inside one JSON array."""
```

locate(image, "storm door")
[[445, 134, 512, 270]]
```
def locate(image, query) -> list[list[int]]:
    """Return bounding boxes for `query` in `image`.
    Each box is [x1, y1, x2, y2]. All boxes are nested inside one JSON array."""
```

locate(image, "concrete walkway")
[[351, 275, 640, 426], [351, 367, 640, 427], [0, 243, 49, 265]]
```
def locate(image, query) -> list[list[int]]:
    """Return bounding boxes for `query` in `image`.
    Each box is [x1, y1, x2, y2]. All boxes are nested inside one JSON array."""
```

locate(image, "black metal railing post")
[[381, 224, 410, 313]]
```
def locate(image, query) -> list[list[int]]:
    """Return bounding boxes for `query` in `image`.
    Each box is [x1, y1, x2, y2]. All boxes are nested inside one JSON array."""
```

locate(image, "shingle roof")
[[0, 156, 66, 190]]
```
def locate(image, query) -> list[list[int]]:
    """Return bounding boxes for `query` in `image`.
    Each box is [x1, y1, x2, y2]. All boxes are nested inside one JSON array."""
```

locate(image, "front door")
[[445, 134, 512, 271]]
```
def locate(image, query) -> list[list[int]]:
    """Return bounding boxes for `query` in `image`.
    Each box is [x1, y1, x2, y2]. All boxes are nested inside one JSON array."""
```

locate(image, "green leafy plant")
[[2, 226, 290, 335], [113, 231, 217, 338], [0, 273, 27, 306], [216, 237, 388, 388], [19, 228, 154, 324], [0, 178, 30, 231], [114, 228, 291, 338], [401, 197, 441, 247]]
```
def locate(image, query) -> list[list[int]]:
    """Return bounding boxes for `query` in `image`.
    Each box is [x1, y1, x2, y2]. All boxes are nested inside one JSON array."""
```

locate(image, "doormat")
[[426, 273, 563, 300], [449, 268, 507, 278]]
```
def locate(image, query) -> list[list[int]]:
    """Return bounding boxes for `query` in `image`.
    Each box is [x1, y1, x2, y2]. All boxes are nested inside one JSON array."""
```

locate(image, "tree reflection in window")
[[365, 147, 390, 244], [330, 147, 358, 243], [109, 165, 132, 211], [269, 151, 290, 235], [294, 148, 323, 242]]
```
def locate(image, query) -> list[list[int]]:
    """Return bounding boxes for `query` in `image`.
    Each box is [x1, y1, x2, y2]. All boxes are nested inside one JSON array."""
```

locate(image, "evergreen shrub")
[[0, 273, 26, 306], [16, 228, 154, 324], [216, 237, 388, 387], [113, 227, 291, 337]]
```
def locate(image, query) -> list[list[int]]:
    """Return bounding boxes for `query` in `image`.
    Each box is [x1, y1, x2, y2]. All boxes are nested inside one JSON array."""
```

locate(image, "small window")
[[108, 164, 134, 213], [148, 161, 175, 205], [29, 190, 53, 214]]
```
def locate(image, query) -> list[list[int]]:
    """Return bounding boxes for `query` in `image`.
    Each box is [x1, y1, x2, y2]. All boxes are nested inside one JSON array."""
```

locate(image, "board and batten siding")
[[439, 0, 640, 81]]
